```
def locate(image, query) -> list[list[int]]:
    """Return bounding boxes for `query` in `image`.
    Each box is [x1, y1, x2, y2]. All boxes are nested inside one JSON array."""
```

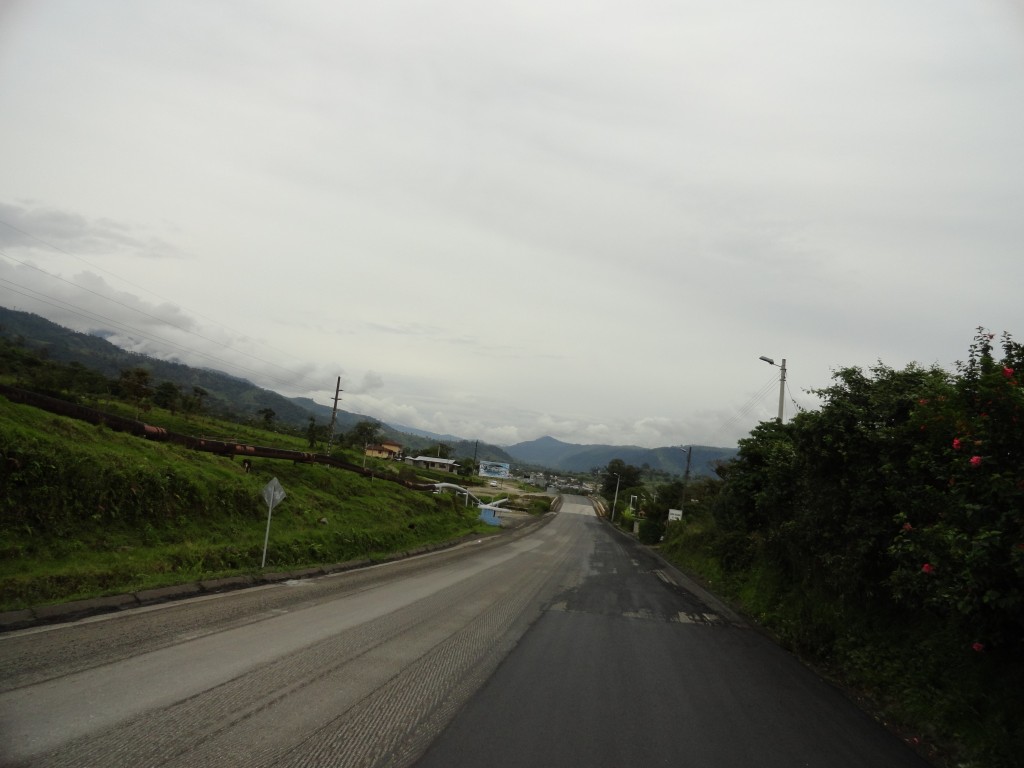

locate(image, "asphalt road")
[[0, 497, 931, 767]]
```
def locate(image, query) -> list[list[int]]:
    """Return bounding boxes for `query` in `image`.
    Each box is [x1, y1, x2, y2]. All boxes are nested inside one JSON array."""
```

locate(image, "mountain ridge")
[[503, 435, 736, 477], [0, 306, 737, 475]]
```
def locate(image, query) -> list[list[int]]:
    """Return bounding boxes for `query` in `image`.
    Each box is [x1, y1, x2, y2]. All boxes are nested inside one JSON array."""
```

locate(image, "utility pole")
[[777, 359, 787, 423], [679, 446, 693, 516], [326, 377, 343, 455]]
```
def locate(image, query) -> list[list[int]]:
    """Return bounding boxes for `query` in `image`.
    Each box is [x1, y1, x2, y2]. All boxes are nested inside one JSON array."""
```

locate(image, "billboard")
[[478, 460, 511, 479]]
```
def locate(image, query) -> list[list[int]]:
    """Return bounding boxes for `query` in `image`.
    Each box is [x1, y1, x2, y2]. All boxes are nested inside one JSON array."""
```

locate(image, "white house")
[[406, 456, 460, 473]]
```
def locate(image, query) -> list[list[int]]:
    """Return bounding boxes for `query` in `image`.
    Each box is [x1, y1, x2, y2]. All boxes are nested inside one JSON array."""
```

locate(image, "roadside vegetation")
[[0, 340, 529, 611], [601, 329, 1023, 768], [0, 399, 496, 609]]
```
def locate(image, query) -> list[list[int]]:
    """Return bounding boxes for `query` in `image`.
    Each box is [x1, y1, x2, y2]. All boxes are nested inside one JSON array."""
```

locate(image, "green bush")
[[637, 517, 664, 544], [660, 329, 1024, 767]]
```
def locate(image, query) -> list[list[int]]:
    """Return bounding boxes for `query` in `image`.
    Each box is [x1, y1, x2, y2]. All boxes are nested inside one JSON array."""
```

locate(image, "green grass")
[[0, 396, 488, 610]]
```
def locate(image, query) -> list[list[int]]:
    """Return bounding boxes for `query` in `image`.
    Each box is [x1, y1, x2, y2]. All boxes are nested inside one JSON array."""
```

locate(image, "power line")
[[786, 381, 811, 414], [715, 373, 781, 442]]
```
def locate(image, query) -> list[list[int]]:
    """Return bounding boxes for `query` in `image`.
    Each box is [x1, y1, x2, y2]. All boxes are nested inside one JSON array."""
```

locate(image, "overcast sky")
[[1, 1, 1022, 449]]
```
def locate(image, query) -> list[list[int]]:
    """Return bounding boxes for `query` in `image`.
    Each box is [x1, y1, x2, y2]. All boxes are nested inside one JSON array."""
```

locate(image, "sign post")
[[261, 477, 287, 568]]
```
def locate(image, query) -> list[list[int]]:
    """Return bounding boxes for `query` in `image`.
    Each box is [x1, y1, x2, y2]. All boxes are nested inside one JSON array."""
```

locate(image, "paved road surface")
[[417, 498, 931, 767], [0, 496, 930, 767]]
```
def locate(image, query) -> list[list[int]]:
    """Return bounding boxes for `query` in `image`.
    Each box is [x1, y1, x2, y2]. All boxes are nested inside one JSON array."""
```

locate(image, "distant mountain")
[[505, 436, 737, 477], [449, 440, 515, 464], [0, 306, 359, 430], [504, 435, 578, 466], [386, 422, 464, 444], [383, 427, 514, 464], [0, 307, 737, 474]]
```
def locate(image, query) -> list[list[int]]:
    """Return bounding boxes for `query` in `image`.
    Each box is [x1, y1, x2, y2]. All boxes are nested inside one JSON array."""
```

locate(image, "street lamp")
[[610, 472, 621, 524], [759, 355, 787, 423]]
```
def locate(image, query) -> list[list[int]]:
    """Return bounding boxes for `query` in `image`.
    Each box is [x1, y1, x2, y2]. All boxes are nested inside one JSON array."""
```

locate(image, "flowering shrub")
[[890, 330, 1024, 647], [713, 329, 1023, 648]]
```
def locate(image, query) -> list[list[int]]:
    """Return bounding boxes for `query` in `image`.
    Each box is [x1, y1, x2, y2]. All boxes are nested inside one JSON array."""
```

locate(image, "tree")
[[601, 459, 642, 497], [649, 478, 687, 522], [348, 420, 381, 448], [257, 408, 276, 429], [117, 367, 153, 418], [153, 381, 182, 413], [62, 362, 110, 397], [306, 417, 319, 450], [183, 386, 208, 420]]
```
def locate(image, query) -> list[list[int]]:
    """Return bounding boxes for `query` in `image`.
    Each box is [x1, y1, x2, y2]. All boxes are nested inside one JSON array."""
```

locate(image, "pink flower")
[[972, 642, 985, 652], [970, 455, 983, 467], [902, 522, 914, 532], [1004, 367, 1015, 378], [952, 438, 962, 450], [921, 563, 934, 574]]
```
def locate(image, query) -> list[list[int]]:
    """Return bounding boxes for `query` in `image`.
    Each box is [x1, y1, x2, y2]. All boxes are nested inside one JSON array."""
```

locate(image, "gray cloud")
[[1, 2, 1022, 448], [0, 202, 182, 259]]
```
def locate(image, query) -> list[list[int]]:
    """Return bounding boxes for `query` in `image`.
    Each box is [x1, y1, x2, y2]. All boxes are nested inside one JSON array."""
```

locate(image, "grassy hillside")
[[0, 395, 490, 611]]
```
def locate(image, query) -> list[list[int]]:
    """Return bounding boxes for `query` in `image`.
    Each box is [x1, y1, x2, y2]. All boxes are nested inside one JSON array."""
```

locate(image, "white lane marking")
[[653, 569, 675, 586]]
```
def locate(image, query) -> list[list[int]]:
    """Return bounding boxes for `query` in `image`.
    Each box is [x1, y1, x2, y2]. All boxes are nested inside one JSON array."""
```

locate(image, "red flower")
[[1004, 367, 1015, 378], [921, 563, 935, 574], [972, 642, 985, 652], [970, 455, 983, 467], [902, 522, 914, 532], [952, 438, 962, 450]]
